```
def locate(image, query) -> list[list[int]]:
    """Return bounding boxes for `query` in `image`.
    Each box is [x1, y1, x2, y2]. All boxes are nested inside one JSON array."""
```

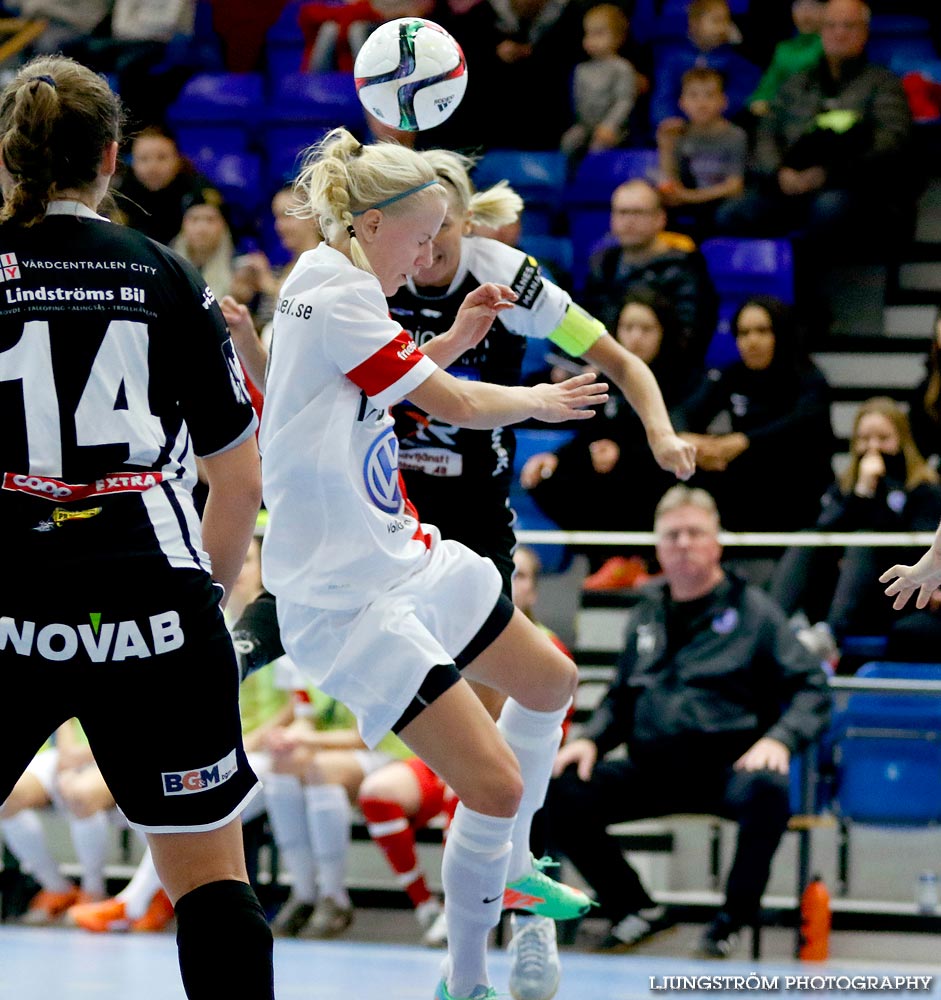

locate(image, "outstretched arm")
[[407, 369, 608, 431], [581, 332, 696, 480], [880, 521, 941, 610]]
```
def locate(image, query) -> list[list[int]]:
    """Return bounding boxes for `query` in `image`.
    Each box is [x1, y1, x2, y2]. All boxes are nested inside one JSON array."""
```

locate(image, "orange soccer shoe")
[[69, 889, 174, 933], [132, 889, 174, 932], [20, 886, 82, 925]]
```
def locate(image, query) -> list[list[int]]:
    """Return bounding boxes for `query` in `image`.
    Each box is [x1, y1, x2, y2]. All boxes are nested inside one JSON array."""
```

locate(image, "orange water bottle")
[[799, 875, 831, 961]]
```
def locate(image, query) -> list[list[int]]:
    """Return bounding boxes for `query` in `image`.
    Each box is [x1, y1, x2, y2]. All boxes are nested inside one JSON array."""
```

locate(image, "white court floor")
[[1, 927, 940, 999]]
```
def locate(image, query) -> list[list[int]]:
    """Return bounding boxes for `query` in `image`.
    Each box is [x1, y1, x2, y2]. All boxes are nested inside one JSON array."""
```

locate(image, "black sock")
[[175, 880, 274, 1000], [232, 590, 284, 682]]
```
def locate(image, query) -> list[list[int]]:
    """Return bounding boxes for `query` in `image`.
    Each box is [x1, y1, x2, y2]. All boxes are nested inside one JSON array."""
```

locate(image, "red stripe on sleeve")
[[346, 330, 424, 397]]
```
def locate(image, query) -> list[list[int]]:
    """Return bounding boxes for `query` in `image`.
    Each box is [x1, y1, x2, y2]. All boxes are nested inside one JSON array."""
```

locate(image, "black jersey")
[[0, 202, 257, 571], [388, 236, 571, 536]]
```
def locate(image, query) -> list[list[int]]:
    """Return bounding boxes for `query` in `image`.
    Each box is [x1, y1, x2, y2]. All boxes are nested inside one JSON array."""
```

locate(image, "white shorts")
[[21, 748, 58, 799], [278, 537, 503, 748]]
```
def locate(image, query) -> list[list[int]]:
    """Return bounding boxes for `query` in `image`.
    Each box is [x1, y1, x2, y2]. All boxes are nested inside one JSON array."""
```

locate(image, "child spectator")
[[749, 0, 825, 118], [561, 4, 638, 157], [650, 0, 761, 126], [656, 66, 747, 242]]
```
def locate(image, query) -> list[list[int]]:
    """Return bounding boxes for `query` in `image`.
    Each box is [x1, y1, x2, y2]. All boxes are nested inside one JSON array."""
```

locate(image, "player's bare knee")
[[460, 753, 522, 817]]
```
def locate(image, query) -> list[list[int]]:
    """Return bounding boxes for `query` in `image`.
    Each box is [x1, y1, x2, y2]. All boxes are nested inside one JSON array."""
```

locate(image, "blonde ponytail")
[[294, 128, 442, 275], [421, 148, 523, 230]]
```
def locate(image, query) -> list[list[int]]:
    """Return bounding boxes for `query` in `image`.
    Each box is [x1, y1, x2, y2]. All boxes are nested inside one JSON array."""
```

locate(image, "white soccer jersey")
[[259, 244, 440, 610]]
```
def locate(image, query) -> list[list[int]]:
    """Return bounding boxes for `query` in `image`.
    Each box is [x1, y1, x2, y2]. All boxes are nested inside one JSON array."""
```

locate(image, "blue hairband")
[[351, 179, 440, 216], [29, 75, 56, 89]]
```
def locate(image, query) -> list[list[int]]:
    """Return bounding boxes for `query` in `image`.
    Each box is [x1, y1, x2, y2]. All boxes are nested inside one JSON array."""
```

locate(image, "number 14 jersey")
[[0, 202, 257, 569]]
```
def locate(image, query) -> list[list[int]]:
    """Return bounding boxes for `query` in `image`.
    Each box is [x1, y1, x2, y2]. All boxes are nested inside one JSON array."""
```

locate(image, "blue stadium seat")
[[565, 149, 659, 209], [167, 73, 265, 153], [190, 151, 265, 215], [473, 151, 567, 212], [266, 72, 366, 132], [263, 124, 332, 189], [519, 235, 574, 279], [700, 237, 794, 304], [176, 126, 250, 159], [831, 662, 941, 825], [703, 302, 740, 371], [569, 208, 615, 291], [828, 661, 941, 893], [265, 0, 307, 83], [868, 34, 939, 73]]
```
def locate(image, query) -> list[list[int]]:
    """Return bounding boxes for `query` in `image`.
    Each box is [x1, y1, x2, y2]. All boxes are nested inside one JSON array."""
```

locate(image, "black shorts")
[[0, 566, 258, 833]]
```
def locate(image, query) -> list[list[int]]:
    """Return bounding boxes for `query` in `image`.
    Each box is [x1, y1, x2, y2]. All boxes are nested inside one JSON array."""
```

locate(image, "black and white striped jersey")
[[0, 201, 257, 571]]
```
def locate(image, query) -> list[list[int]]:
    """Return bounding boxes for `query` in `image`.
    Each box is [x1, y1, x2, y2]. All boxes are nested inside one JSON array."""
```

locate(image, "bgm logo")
[[0, 252, 20, 282], [363, 427, 403, 514], [162, 748, 238, 796]]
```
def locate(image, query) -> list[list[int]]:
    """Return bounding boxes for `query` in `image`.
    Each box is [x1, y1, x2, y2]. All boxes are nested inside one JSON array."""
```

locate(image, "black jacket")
[[581, 573, 831, 768], [581, 243, 718, 368]]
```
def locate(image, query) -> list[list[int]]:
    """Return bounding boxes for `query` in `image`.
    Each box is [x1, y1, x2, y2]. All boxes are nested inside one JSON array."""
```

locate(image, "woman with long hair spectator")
[[771, 396, 941, 650], [112, 124, 216, 245]]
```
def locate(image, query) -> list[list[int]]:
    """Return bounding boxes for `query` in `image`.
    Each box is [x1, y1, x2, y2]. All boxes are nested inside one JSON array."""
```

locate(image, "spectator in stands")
[[169, 188, 236, 300], [8, 0, 110, 56], [770, 396, 941, 650], [112, 125, 217, 246], [749, 0, 825, 118], [63, 0, 197, 124], [0, 722, 114, 924], [545, 484, 831, 958], [650, 0, 761, 126], [656, 66, 748, 243], [521, 288, 696, 581], [560, 4, 638, 158], [673, 295, 835, 532], [581, 178, 719, 368], [716, 0, 913, 254], [482, 0, 587, 149], [905, 308, 941, 465]]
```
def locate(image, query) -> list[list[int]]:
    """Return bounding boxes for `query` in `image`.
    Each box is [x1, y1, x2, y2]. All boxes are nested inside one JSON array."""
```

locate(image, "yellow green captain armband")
[[548, 303, 606, 358]]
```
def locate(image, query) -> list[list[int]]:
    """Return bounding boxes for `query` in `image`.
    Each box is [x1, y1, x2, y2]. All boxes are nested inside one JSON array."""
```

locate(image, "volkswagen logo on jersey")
[[364, 427, 403, 514]]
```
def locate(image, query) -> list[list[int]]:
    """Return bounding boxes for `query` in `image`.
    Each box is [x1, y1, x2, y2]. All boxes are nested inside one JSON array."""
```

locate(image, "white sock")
[[118, 847, 163, 921], [497, 699, 566, 882], [67, 811, 111, 898], [442, 804, 514, 997], [304, 783, 352, 907], [263, 773, 318, 904], [0, 810, 71, 892]]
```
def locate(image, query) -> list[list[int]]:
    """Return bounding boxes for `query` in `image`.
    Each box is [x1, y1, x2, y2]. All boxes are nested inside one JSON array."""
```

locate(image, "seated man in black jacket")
[[545, 484, 831, 958]]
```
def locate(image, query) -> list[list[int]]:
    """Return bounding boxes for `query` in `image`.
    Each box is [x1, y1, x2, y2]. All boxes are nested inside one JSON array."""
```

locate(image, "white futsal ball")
[[354, 17, 467, 131]]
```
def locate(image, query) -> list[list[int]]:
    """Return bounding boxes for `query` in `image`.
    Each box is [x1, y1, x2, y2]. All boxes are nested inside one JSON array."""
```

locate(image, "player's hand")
[[734, 737, 790, 775], [520, 451, 558, 489], [589, 438, 620, 474], [651, 431, 696, 480], [553, 738, 598, 782], [855, 449, 885, 496], [880, 544, 941, 610], [451, 282, 517, 349], [530, 372, 608, 423], [221, 295, 257, 350]]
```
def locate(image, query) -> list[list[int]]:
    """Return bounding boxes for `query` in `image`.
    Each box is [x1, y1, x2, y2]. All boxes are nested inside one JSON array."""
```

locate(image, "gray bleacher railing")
[[516, 530, 938, 547]]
